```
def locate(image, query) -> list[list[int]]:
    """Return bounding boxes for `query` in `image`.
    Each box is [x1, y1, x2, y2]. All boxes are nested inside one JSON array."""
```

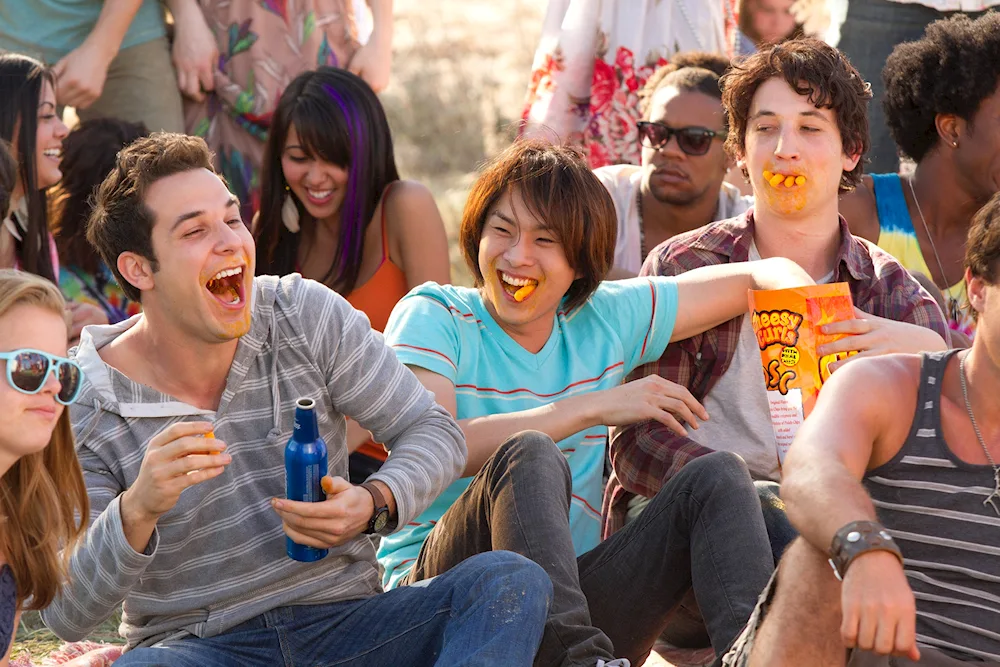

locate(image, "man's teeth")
[[308, 189, 332, 199], [501, 272, 536, 287], [211, 267, 243, 282]]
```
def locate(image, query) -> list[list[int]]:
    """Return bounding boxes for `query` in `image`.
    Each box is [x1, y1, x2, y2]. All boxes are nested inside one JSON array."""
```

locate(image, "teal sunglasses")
[[0, 349, 84, 405]]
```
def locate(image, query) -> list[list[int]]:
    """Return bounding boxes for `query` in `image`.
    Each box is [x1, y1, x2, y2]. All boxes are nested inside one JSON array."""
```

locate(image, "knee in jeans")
[[688, 451, 751, 484], [488, 551, 553, 612], [497, 430, 570, 479]]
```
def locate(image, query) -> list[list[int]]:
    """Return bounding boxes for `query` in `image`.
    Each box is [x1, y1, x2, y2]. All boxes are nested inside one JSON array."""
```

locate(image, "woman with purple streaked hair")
[[254, 66, 451, 484]]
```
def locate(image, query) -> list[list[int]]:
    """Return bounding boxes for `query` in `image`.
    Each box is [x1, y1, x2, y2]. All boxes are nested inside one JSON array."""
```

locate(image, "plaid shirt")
[[603, 209, 950, 537]]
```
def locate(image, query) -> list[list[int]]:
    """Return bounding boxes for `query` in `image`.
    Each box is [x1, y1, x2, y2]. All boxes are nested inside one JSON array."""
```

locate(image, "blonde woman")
[[0, 270, 88, 665]]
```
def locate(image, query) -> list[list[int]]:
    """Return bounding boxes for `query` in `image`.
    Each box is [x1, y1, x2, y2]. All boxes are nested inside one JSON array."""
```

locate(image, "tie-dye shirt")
[[59, 263, 139, 325], [870, 173, 975, 340]]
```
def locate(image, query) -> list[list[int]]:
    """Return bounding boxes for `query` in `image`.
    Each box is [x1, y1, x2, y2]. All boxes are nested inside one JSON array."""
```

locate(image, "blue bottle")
[[285, 397, 329, 562]]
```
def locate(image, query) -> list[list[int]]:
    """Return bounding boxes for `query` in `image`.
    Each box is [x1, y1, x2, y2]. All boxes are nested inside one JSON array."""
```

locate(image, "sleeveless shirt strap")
[[379, 182, 397, 263]]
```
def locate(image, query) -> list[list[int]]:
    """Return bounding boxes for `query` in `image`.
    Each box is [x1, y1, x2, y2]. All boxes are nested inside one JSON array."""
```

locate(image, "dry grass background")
[[12, 2, 544, 661], [382, 0, 544, 285]]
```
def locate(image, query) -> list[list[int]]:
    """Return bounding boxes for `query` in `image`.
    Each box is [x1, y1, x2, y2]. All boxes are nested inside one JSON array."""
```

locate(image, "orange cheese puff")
[[769, 173, 785, 188], [795, 176, 806, 186], [784, 176, 795, 187], [514, 284, 536, 302], [763, 170, 774, 181], [200, 429, 220, 454]]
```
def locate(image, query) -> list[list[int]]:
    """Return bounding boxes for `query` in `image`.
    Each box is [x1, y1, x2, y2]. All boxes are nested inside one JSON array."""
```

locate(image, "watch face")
[[373, 509, 389, 532]]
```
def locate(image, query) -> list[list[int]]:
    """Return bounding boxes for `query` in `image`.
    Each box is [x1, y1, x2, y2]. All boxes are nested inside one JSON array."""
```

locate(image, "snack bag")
[[749, 284, 857, 466]]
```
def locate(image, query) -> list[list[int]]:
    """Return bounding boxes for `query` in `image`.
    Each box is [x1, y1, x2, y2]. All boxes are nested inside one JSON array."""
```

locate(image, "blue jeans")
[[837, 0, 989, 174], [114, 551, 551, 667], [405, 434, 774, 666]]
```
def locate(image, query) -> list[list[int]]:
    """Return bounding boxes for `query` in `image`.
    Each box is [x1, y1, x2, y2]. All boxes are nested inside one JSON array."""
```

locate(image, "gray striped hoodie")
[[42, 274, 466, 649]]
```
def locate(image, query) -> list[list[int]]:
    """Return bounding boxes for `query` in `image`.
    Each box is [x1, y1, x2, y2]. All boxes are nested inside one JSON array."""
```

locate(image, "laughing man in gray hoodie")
[[41, 133, 552, 666]]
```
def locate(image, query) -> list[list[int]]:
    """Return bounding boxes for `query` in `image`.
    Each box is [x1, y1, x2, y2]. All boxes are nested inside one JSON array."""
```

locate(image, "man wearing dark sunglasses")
[[41, 133, 554, 666], [596, 65, 752, 278], [606, 40, 952, 558]]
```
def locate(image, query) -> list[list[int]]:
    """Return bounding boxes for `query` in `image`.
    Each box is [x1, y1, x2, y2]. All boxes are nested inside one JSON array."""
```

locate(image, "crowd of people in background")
[[1, 1, 1000, 666]]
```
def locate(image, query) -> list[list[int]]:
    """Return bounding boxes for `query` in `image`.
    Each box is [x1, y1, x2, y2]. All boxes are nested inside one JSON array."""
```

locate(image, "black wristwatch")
[[361, 482, 390, 535], [828, 520, 903, 580]]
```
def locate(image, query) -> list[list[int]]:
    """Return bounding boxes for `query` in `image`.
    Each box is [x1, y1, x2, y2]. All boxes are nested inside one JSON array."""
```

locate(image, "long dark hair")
[[51, 118, 149, 275], [255, 67, 400, 294], [0, 54, 57, 282]]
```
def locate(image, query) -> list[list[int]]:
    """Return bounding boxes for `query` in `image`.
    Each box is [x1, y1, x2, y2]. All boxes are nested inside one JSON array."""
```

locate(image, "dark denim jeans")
[[404, 431, 775, 667], [113, 551, 551, 667], [838, 0, 989, 174], [754, 481, 797, 565]]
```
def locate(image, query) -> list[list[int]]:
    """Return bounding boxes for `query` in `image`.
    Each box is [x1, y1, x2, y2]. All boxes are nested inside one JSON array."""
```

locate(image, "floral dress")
[[59, 263, 140, 325], [521, 0, 738, 168], [186, 0, 363, 220]]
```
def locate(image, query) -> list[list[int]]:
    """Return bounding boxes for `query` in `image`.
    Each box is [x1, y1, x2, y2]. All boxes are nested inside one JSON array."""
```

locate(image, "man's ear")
[[966, 267, 987, 317], [842, 150, 862, 174], [935, 112, 962, 149], [117, 252, 155, 295]]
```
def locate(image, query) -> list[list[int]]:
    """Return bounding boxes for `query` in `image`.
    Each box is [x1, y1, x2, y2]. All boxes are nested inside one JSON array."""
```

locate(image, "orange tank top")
[[346, 186, 409, 461]]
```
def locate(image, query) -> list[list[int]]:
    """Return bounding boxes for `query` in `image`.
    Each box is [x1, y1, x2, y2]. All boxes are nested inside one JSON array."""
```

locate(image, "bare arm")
[[386, 181, 451, 288], [780, 356, 915, 549], [52, 0, 144, 108], [164, 0, 218, 101], [410, 366, 706, 477], [669, 257, 814, 342]]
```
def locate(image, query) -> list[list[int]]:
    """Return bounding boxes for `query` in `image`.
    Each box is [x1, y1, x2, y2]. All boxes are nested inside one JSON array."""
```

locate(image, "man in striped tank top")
[[722, 192, 1000, 665]]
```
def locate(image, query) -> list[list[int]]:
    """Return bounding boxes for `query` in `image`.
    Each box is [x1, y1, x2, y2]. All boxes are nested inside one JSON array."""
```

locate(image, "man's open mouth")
[[205, 266, 245, 306], [763, 170, 806, 188], [499, 271, 538, 302]]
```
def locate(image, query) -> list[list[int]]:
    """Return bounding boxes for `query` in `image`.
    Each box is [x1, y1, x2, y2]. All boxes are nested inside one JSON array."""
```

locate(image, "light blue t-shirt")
[[0, 0, 167, 65], [377, 278, 680, 589]]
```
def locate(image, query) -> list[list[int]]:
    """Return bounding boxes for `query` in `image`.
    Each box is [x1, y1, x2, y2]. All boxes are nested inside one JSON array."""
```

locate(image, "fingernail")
[[272, 499, 282, 509]]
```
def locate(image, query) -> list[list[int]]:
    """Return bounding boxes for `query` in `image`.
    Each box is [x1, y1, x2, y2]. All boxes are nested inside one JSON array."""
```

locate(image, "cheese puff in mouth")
[[763, 170, 806, 189], [498, 270, 539, 302]]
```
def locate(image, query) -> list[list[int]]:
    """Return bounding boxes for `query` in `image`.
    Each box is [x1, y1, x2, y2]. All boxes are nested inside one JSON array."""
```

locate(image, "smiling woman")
[[254, 67, 451, 483], [0, 54, 69, 283], [0, 270, 88, 665]]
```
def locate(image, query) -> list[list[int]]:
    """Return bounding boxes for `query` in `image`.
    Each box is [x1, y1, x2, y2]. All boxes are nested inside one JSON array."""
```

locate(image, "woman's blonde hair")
[[0, 269, 88, 609]]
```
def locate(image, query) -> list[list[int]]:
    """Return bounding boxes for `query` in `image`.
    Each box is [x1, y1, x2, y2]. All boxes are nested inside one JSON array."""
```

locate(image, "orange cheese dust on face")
[[514, 284, 536, 302], [761, 169, 810, 213]]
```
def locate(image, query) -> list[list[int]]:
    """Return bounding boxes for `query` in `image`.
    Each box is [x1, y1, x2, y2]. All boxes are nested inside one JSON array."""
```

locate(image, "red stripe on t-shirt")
[[455, 362, 624, 398], [639, 280, 656, 359], [571, 494, 602, 518], [392, 344, 457, 370]]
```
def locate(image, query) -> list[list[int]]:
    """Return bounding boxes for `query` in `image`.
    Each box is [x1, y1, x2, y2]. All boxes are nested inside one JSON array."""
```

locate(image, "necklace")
[[907, 176, 960, 324], [959, 353, 1000, 516], [636, 187, 647, 263]]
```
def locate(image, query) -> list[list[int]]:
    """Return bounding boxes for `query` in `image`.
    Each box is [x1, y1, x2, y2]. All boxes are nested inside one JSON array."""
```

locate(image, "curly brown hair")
[[87, 133, 218, 302], [720, 38, 871, 192], [459, 140, 616, 313]]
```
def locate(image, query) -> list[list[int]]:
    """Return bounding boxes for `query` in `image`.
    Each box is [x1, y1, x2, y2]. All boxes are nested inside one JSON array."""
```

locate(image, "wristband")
[[828, 520, 903, 580]]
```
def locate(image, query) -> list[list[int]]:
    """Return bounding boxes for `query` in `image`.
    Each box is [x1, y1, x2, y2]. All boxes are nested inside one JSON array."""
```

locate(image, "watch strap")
[[360, 482, 389, 535], [828, 520, 903, 580]]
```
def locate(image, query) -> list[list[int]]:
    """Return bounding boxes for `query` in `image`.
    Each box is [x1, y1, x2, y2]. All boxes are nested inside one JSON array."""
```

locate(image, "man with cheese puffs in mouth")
[[608, 39, 953, 571], [377, 138, 825, 666]]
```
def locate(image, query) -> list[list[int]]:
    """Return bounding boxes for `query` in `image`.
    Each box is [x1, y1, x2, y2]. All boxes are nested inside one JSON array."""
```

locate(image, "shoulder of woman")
[[382, 180, 443, 233]]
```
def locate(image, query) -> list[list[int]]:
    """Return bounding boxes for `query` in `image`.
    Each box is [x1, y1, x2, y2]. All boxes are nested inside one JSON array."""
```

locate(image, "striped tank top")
[[864, 350, 1000, 663]]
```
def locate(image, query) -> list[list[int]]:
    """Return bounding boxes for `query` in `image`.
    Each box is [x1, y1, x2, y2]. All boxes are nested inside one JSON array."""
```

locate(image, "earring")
[[281, 186, 300, 233], [952, 141, 959, 148]]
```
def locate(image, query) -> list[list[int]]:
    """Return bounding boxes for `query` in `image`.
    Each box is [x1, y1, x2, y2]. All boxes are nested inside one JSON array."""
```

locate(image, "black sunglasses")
[[637, 121, 723, 157]]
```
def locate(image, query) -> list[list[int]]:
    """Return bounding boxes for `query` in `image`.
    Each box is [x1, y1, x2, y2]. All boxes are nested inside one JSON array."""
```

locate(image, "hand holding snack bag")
[[749, 284, 858, 466]]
